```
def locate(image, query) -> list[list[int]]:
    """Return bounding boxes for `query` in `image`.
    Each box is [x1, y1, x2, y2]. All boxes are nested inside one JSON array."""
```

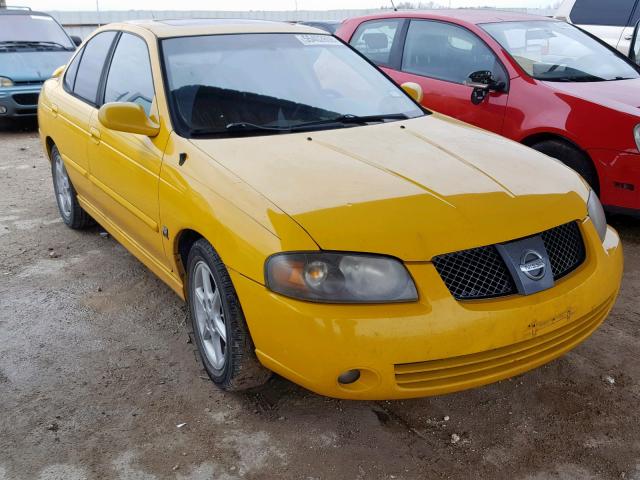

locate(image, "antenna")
[[390, 0, 398, 11]]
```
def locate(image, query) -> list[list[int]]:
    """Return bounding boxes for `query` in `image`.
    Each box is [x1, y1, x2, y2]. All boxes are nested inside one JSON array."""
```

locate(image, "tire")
[[531, 139, 600, 194], [50, 145, 94, 229], [187, 238, 271, 391]]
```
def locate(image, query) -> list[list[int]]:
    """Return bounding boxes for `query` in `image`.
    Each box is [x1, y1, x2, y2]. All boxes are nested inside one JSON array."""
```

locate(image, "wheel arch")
[[521, 132, 600, 191], [175, 228, 204, 280], [45, 136, 56, 162]]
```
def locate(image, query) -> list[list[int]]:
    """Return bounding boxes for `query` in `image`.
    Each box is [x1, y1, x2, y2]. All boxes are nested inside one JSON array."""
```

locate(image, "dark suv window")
[[570, 0, 636, 26], [73, 31, 116, 104], [104, 33, 155, 116], [350, 19, 403, 66], [401, 20, 506, 85]]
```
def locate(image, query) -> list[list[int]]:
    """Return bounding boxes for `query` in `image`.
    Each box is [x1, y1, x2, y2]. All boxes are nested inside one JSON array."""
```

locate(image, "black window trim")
[[158, 31, 430, 139], [397, 18, 510, 92], [100, 30, 158, 116], [62, 30, 119, 108], [348, 18, 409, 70]]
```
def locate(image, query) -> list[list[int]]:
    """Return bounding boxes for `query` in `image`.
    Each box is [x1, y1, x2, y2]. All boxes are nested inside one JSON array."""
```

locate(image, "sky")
[[19, 0, 559, 11]]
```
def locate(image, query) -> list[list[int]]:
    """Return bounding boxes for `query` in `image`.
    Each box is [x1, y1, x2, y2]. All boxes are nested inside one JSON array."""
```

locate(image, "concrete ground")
[[1, 122, 639, 480]]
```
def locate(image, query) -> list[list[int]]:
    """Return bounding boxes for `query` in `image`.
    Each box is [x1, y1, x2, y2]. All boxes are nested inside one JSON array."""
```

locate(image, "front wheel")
[[50, 146, 94, 229], [187, 239, 271, 391], [531, 139, 600, 194]]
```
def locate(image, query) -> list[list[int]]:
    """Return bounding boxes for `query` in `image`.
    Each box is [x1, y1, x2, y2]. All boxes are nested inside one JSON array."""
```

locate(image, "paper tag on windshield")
[[295, 34, 340, 46]]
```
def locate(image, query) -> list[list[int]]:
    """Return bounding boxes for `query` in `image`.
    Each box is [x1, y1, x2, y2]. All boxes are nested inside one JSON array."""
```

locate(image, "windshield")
[[0, 14, 74, 49], [481, 20, 639, 82], [161, 33, 423, 137]]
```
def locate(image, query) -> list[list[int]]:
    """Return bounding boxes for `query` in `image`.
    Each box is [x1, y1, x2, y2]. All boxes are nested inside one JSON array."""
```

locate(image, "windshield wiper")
[[0, 40, 73, 50], [291, 113, 410, 129], [189, 113, 411, 137]]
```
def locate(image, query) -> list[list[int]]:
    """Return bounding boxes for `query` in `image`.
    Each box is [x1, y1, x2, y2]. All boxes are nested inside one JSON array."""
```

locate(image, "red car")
[[336, 10, 640, 215]]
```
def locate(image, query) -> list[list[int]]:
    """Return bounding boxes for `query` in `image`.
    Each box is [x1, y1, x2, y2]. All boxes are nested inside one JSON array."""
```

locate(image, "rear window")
[[570, 0, 636, 26]]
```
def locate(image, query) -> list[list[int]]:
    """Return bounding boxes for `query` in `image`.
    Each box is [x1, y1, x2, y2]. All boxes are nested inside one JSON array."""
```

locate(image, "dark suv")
[[0, 7, 79, 118]]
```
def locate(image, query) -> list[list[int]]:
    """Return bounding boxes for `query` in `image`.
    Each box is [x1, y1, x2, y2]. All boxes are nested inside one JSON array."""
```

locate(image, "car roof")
[[115, 18, 325, 38], [0, 9, 52, 17], [351, 9, 554, 25]]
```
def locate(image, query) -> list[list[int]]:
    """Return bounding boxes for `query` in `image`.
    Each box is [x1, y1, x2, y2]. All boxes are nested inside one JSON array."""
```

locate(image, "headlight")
[[587, 190, 607, 243], [635, 124, 640, 152], [265, 252, 418, 303], [0, 76, 14, 88]]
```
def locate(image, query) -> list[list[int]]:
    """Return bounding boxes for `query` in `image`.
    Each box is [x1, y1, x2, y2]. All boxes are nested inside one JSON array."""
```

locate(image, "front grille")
[[433, 221, 586, 300], [541, 222, 585, 280], [12, 93, 39, 105]]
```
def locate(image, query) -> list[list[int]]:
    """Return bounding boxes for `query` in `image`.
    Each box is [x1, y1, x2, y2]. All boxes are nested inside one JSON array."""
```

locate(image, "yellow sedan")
[[38, 19, 623, 400]]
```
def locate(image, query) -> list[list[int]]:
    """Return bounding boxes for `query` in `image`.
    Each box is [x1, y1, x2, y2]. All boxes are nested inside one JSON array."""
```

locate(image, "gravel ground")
[[1, 121, 639, 480]]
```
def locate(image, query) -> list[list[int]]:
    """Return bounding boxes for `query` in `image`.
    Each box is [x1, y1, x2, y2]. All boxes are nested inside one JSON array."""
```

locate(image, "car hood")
[[0, 50, 73, 82], [543, 78, 640, 116], [190, 114, 589, 261]]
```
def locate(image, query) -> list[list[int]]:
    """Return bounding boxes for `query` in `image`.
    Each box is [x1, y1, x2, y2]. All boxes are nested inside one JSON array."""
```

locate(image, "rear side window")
[[104, 33, 155, 116], [63, 51, 82, 92], [570, 0, 636, 26], [401, 20, 506, 85], [350, 19, 402, 66], [73, 31, 116, 104]]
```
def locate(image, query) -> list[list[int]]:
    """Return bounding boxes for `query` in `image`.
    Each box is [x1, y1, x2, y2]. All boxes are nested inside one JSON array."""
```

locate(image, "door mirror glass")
[[70, 35, 82, 47], [98, 102, 160, 137], [630, 21, 640, 64], [401, 82, 423, 103]]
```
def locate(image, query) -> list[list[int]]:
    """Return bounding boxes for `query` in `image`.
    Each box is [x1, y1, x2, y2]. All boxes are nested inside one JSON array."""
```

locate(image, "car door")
[[46, 31, 117, 198], [394, 19, 509, 135], [87, 32, 168, 268]]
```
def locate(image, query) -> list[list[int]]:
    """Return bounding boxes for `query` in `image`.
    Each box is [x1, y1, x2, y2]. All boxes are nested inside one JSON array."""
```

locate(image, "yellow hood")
[[190, 114, 589, 261]]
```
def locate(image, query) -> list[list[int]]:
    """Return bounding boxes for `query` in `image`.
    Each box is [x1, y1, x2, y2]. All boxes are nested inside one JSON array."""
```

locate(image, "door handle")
[[89, 126, 101, 143], [625, 34, 633, 40]]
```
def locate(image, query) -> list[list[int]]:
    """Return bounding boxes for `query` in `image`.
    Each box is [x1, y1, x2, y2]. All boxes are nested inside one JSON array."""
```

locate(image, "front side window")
[[104, 33, 154, 116], [482, 20, 639, 82], [73, 31, 117, 104], [570, 0, 635, 26], [349, 19, 402, 66], [0, 14, 74, 49], [401, 20, 506, 85], [161, 33, 423, 137]]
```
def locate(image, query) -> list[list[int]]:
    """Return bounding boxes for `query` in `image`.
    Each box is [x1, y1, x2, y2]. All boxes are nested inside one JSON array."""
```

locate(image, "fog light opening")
[[337, 369, 361, 385], [0, 106, 7, 115]]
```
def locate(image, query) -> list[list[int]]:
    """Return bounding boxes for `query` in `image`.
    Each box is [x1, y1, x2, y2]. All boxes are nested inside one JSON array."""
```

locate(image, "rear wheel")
[[531, 139, 600, 194], [187, 238, 271, 391], [51, 146, 94, 229]]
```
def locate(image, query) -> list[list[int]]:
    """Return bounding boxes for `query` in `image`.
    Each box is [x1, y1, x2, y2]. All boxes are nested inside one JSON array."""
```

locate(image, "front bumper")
[[590, 148, 640, 212], [0, 85, 41, 117], [231, 218, 623, 400]]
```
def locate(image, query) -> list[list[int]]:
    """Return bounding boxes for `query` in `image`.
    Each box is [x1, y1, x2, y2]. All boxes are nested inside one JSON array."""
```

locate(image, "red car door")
[[351, 18, 510, 135]]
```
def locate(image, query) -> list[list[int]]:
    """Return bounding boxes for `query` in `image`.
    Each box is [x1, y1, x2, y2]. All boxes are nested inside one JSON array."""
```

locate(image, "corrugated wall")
[[47, 8, 557, 38]]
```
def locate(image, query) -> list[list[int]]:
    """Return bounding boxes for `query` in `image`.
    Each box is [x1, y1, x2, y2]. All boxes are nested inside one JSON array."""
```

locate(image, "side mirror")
[[70, 35, 82, 47], [464, 70, 506, 105], [51, 65, 66, 79], [401, 82, 424, 104], [629, 20, 640, 65], [98, 102, 160, 137]]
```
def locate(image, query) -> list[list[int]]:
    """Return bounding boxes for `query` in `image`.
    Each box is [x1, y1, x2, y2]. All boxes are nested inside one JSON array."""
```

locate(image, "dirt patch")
[[1, 123, 639, 479]]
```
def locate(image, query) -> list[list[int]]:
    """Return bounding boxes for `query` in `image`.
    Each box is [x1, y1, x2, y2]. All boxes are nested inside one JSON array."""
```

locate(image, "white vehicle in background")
[[555, 0, 640, 54]]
